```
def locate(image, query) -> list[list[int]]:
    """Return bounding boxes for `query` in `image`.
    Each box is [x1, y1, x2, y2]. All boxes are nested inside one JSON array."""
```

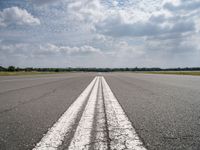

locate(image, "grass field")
[[1, 71, 200, 76], [144, 71, 200, 76], [0, 71, 65, 76]]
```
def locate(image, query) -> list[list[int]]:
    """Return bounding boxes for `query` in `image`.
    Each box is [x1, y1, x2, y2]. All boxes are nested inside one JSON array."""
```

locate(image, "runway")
[[0, 73, 200, 150]]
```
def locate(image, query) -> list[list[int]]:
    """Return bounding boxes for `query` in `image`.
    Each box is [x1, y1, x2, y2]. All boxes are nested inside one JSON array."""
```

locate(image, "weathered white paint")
[[33, 77, 97, 150], [92, 77, 108, 149], [33, 76, 147, 150], [102, 77, 147, 150], [68, 77, 100, 149]]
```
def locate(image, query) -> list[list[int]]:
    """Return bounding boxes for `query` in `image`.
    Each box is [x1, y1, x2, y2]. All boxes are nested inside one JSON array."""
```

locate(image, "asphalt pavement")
[[0, 73, 95, 150], [0, 73, 200, 150], [105, 73, 200, 150]]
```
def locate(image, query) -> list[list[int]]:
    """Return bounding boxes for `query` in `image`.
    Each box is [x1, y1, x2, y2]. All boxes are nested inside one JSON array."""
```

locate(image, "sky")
[[0, 0, 200, 68]]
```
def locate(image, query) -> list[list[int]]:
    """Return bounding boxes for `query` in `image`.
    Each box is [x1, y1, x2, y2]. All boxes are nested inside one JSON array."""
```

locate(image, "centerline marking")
[[68, 77, 100, 149], [33, 76, 147, 150], [102, 77, 146, 150], [33, 77, 97, 150]]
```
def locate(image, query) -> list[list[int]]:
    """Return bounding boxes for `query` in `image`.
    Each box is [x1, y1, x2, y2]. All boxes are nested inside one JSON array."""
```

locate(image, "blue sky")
[[0, 0, 200, 68]]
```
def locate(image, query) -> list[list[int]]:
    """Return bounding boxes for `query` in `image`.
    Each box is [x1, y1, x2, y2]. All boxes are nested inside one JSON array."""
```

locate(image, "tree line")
[[0, 66, 200, 72]]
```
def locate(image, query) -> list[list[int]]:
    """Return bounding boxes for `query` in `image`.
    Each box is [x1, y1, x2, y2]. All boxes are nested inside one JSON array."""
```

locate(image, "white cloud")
[[0, 7, 40, 27], [32, 0, 57, 5], [0, 42, 102, 67], [37, 0, 192, 40], [97, 15, 194, 37], [0, 43, 101, 57], [67, 0, 105, 25], [38, 44, 101, 56], [1, 0, 200, 67], [163, 0, 200, 11]]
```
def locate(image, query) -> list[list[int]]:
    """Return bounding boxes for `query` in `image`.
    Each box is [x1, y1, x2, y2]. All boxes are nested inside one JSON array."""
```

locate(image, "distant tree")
[[8, 66, 15, 72], [25, 67, 33, 72], [0, 66, 6, 71], [55, 69, 59, 72], [1, 66, 200, 72], [15, 67, 20, 72]]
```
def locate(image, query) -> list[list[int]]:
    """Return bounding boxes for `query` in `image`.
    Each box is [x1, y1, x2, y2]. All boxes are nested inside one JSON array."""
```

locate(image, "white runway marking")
[[33, 76, 147, 150], [102, 77, 147, 150], [33, 77, 97, 150], [68, 77, 100, 149], [93, 78, 108, 149]]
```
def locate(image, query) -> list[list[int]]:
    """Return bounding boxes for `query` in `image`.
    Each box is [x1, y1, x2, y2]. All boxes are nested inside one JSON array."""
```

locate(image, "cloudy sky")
[[0, 0, 200, 68]]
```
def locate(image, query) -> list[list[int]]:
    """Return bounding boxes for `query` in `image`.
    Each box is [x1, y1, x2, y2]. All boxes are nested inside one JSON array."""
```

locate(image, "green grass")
[[143, 71, 200, 76], [0, 71, 66, 76]]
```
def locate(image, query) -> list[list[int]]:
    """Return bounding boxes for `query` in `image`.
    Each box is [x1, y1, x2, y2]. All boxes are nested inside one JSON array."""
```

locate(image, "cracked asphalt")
[[0, 73, 95, 150], [104, 73, 200, 150], [0, 73, 200, 150]]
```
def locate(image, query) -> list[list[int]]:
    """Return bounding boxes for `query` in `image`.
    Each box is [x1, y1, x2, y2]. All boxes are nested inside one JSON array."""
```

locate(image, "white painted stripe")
[[93, 77, 108, 149], [102, 77, 147, 150], [33, 77, 97, 150], [68, 77, 100, 150], [34, 76, 147, 150]]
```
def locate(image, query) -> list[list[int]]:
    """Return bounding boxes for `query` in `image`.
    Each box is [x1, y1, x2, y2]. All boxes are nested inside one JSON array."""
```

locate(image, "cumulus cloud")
[[55, 0, 189, 40], [0, 7, 40, 27], [67, 0, 104, 24], [37, 44, 101, 56], [0, 42, 102, 67], [1, 0, 200, 67], [32, 0, 58, 5], [97, 14, 195, 37], [0, 43, 101, 57], [164, 0, 200, 11]]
